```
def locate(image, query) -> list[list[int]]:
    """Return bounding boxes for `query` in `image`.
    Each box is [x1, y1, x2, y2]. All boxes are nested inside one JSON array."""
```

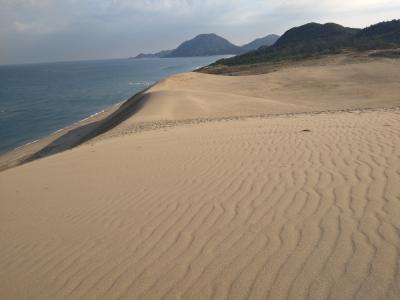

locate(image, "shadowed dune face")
[[1, 109, 400, 299]]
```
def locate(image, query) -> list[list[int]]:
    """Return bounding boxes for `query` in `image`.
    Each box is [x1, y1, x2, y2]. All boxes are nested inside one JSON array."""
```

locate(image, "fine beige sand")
[[1, 56, 400, 299]]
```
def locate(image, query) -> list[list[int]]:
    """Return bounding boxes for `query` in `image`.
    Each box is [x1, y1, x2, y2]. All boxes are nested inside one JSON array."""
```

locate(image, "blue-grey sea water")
[[0, 56, 225, 154]]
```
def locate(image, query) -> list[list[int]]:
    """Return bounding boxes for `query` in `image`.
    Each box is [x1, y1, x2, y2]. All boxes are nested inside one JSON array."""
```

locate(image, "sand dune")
[[130, 60, 400, 120], [95, 58, 400, 139], [1, 57, 400, 299]]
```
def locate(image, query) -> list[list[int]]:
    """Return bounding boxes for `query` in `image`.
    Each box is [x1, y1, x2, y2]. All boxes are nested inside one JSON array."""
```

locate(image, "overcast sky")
[[1, 0, 399, 64]]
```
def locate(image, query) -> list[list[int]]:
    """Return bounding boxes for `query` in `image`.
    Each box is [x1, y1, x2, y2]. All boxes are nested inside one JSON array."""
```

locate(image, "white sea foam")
[[14, 139, 40, 150], [129, 80, 153, 87]]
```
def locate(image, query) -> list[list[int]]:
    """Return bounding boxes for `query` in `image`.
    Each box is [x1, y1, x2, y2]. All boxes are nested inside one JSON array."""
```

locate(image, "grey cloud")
[[0, 0, 399, 64]]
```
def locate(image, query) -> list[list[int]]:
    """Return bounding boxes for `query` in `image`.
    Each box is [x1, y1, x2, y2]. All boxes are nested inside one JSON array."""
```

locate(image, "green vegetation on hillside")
[[215, 20, 400, 66]]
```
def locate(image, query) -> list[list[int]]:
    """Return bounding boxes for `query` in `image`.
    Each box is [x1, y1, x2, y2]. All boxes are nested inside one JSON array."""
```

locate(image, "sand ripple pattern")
[[0, 109, 400, 299]]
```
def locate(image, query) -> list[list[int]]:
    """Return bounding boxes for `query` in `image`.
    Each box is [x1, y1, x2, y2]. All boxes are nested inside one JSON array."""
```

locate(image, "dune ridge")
[[1, 56, 400, 299]]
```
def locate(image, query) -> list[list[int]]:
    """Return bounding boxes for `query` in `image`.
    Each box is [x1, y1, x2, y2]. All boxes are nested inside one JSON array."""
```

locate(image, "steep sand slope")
[[115, 59, 400, 123], [1, 109, 400, 299]]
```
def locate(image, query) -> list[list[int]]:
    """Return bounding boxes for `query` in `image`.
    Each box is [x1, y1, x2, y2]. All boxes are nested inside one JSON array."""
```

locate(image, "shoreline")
[[3, 103, 117, 154], [0, 82, 156, 171], [2, 53, 400, 171], [4, 109, 108, 154]]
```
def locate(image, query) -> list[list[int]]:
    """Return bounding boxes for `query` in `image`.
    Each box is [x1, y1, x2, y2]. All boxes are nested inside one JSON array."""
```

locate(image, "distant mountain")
[[214, 20, 400, 66], [169, 34, 242, 57], [134, 50, 172, 59], [133, 33, 280, 58], [241, 34, 280, 51]]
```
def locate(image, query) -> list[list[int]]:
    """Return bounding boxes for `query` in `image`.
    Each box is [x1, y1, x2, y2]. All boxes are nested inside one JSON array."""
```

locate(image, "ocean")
[[0, 56, 225, 154]]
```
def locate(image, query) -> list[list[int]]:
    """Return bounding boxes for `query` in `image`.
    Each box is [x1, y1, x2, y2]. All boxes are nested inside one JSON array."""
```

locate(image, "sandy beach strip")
[[1, 55, 400, 299]]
